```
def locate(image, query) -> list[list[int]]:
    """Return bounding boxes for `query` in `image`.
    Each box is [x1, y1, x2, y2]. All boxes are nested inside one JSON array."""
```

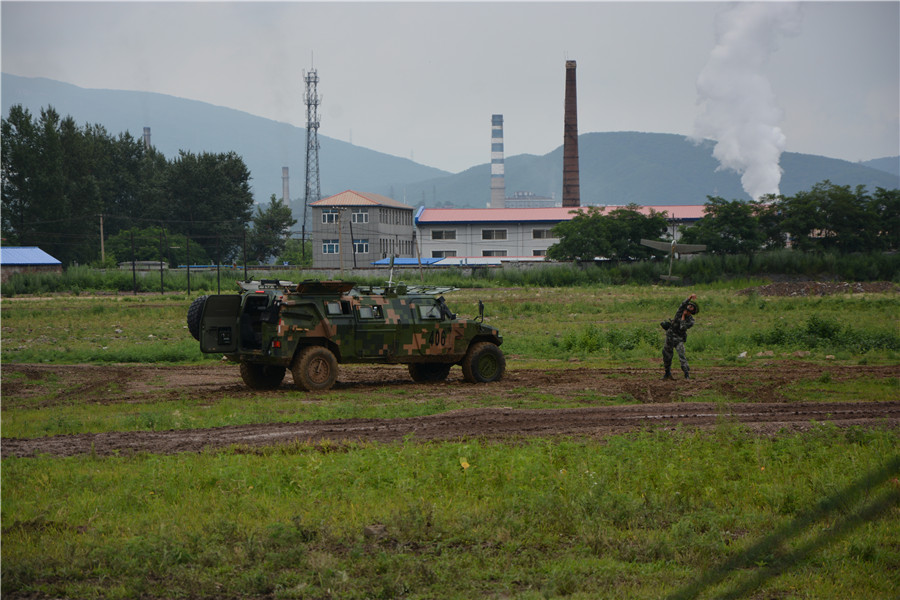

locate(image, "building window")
[[432, 250, 457, 258], [482, 250, 507, 257], [482, 229, 507, 240], [432, 230, 456, 240], [321, 209, 339, 224], [322, 239, 339, 254], [533, 249, 547, 256], [353, 239, 369, 254], [351, 208, 369, 224], [533, 228, 553, 239]]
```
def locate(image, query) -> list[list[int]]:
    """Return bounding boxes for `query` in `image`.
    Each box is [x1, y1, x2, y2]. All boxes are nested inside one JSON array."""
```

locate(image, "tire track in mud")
[[3, 401, 898, 459], [2, 363, 898, 458]]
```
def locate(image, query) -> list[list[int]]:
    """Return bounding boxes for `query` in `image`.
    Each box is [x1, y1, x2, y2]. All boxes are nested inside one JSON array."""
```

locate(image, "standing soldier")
[[660, 293, 699, 380]]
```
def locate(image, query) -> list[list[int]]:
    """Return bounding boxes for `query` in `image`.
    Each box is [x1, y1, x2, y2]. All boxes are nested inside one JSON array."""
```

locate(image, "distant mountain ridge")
[[859, 156, 900, 177], [1, 74, 448, 205], [3, 73, 898, 210]]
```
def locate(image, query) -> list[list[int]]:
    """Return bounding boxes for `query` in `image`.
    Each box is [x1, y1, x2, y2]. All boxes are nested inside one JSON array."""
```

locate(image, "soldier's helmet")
[[685, 301, 699, 315]]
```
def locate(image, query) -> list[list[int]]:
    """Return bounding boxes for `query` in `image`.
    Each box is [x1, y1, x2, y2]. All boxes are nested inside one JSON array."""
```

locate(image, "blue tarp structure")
[[371, 257, 443, 266], [0, 246, 62, 265]]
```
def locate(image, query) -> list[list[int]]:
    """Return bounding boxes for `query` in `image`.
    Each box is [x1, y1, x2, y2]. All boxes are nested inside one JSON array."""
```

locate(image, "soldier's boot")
[[682, 369, 690, 380], [662, 370, 674, 380]]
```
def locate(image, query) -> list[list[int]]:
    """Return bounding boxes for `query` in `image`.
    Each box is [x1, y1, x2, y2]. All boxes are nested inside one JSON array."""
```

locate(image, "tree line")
[[1, 105, 297, 266], [547, 182, 899, 262], [4, 104, 896, 269]]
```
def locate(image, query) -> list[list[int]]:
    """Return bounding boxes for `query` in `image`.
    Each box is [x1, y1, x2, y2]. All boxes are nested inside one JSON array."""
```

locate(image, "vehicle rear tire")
[[292, 346, 338, 391], [240, 361, 286, 390], [186, 295, 209, 341], [408, 362, 452, 383], [461, 342, 505, 384]]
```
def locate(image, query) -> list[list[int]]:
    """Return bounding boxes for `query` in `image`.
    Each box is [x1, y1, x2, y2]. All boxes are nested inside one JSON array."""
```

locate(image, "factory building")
[[414, 205, 705, 264]]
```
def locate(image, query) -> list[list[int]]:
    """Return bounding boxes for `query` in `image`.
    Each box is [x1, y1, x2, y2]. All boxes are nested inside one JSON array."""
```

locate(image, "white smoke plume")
[[694, 2, 802, 200]]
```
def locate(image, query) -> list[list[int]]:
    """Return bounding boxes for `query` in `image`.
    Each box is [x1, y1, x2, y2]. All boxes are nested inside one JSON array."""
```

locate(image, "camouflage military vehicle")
[[187, 280, 505, 391]]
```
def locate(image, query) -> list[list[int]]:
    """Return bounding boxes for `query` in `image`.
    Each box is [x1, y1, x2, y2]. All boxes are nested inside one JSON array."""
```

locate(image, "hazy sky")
[[2, 1, 898, 174]]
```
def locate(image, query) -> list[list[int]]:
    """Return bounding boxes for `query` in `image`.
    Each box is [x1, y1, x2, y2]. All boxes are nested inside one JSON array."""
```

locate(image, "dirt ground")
[[3, 361, 898, 458]]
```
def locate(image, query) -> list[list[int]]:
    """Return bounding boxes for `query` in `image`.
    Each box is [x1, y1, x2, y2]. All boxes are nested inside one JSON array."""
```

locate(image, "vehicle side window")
[[358, 305, 384, 320], [325, 302, 342, 315], [419, 304, 441, 320]]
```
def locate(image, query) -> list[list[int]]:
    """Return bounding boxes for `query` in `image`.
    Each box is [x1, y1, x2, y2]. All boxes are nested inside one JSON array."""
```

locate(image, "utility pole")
[[302, 67, 322, 264], [159, 228, 165, 295], [338, 209, 344, 274], [99, 214, 105, 263]]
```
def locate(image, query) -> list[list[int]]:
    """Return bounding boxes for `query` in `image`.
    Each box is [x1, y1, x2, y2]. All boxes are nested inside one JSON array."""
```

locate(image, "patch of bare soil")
[[2, 362, 898, 458], [738, 281, 898, 297]]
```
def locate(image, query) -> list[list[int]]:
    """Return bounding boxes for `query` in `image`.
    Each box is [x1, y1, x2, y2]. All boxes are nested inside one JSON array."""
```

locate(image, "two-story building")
[[311, 190, 415, 269]]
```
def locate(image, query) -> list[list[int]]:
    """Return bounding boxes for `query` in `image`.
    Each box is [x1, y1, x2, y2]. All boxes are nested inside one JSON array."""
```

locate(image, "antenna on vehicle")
[[387, 255, 395, 288]]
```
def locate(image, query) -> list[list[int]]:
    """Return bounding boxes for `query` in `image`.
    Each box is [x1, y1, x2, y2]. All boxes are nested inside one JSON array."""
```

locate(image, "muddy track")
[[2, 362, 898, 458]]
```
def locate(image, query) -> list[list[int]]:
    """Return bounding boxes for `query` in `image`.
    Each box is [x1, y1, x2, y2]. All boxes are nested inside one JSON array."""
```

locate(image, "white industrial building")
[[414, 205, 706, 263]]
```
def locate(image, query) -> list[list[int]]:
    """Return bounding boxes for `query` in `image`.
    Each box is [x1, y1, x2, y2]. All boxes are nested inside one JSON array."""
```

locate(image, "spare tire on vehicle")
[[186, 295, 209, 341]]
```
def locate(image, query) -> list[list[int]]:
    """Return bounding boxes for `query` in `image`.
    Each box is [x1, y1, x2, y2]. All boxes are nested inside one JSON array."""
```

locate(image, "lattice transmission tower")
[[302, 68, 321, 260]]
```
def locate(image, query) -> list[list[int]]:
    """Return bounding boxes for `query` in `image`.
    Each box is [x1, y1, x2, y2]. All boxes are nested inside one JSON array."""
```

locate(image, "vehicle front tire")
[[186, 295, 209, 341], [240, 362, 286, 390], [408, 362, 452, 383], [292, 346, 339, 391], [461, 342, 506, 384]]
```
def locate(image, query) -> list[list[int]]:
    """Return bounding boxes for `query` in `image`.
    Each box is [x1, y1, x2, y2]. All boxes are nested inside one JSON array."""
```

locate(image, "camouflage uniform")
[[662, 297, 695, 379]]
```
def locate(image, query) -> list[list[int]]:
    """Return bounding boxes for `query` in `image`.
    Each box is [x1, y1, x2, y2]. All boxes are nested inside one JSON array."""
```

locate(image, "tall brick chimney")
[[562, 60, 581, 207]]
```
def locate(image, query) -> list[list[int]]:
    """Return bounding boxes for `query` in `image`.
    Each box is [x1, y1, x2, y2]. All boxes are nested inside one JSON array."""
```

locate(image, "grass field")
[[2, 283, 898, 599], [2, 284, 898, 366]]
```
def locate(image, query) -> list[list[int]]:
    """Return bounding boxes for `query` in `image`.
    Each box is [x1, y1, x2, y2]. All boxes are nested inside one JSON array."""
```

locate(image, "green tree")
[[547, 204, 667, 261], [104, 227, 210, 266], [1, 104, 40, 244], [1, 107, 79, 263], [871, 188, 899, 251], [547, 207, 611, 261], [279, 237, 313, 267], [2, 105, 157, 264], [247, 195, 297, 263], [164, 150, 254, 262], [603, 205, 669, 260], [754, 195, 787, 251], [816, 182, 876, 253], [680, 197, 767, 257]]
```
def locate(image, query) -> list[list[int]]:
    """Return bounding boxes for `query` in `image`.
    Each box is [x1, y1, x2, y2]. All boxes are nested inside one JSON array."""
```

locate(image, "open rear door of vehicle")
[[200, 295, 242, 353]]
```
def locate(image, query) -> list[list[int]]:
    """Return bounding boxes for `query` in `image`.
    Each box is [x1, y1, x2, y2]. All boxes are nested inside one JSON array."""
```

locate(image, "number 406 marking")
[[427, 329, 448, 346]]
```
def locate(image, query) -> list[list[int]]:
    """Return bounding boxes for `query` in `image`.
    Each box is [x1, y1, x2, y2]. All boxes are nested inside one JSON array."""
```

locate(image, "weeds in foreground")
[[3, 425, 898, 599]]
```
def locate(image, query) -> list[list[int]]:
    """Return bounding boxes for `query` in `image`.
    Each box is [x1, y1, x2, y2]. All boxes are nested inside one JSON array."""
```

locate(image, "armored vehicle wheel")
[[186, 295, 209, 341], [408, 362, 452, 383], [240, 362, 286, 390], [461, 342, 506, 384], [292, 346, 338, 391]]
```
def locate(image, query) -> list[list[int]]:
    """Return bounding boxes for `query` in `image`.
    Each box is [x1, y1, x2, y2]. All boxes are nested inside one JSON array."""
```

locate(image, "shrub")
[[751, 315, 900, 352]]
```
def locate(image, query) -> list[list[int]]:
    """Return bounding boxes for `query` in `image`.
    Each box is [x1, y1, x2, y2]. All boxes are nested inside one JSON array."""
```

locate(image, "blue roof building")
[[0, 246, 63, 282], [0, 246, 62, 266]]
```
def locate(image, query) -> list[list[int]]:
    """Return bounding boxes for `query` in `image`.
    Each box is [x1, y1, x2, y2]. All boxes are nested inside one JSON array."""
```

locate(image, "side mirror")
[[476, 300, 484, 323]]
